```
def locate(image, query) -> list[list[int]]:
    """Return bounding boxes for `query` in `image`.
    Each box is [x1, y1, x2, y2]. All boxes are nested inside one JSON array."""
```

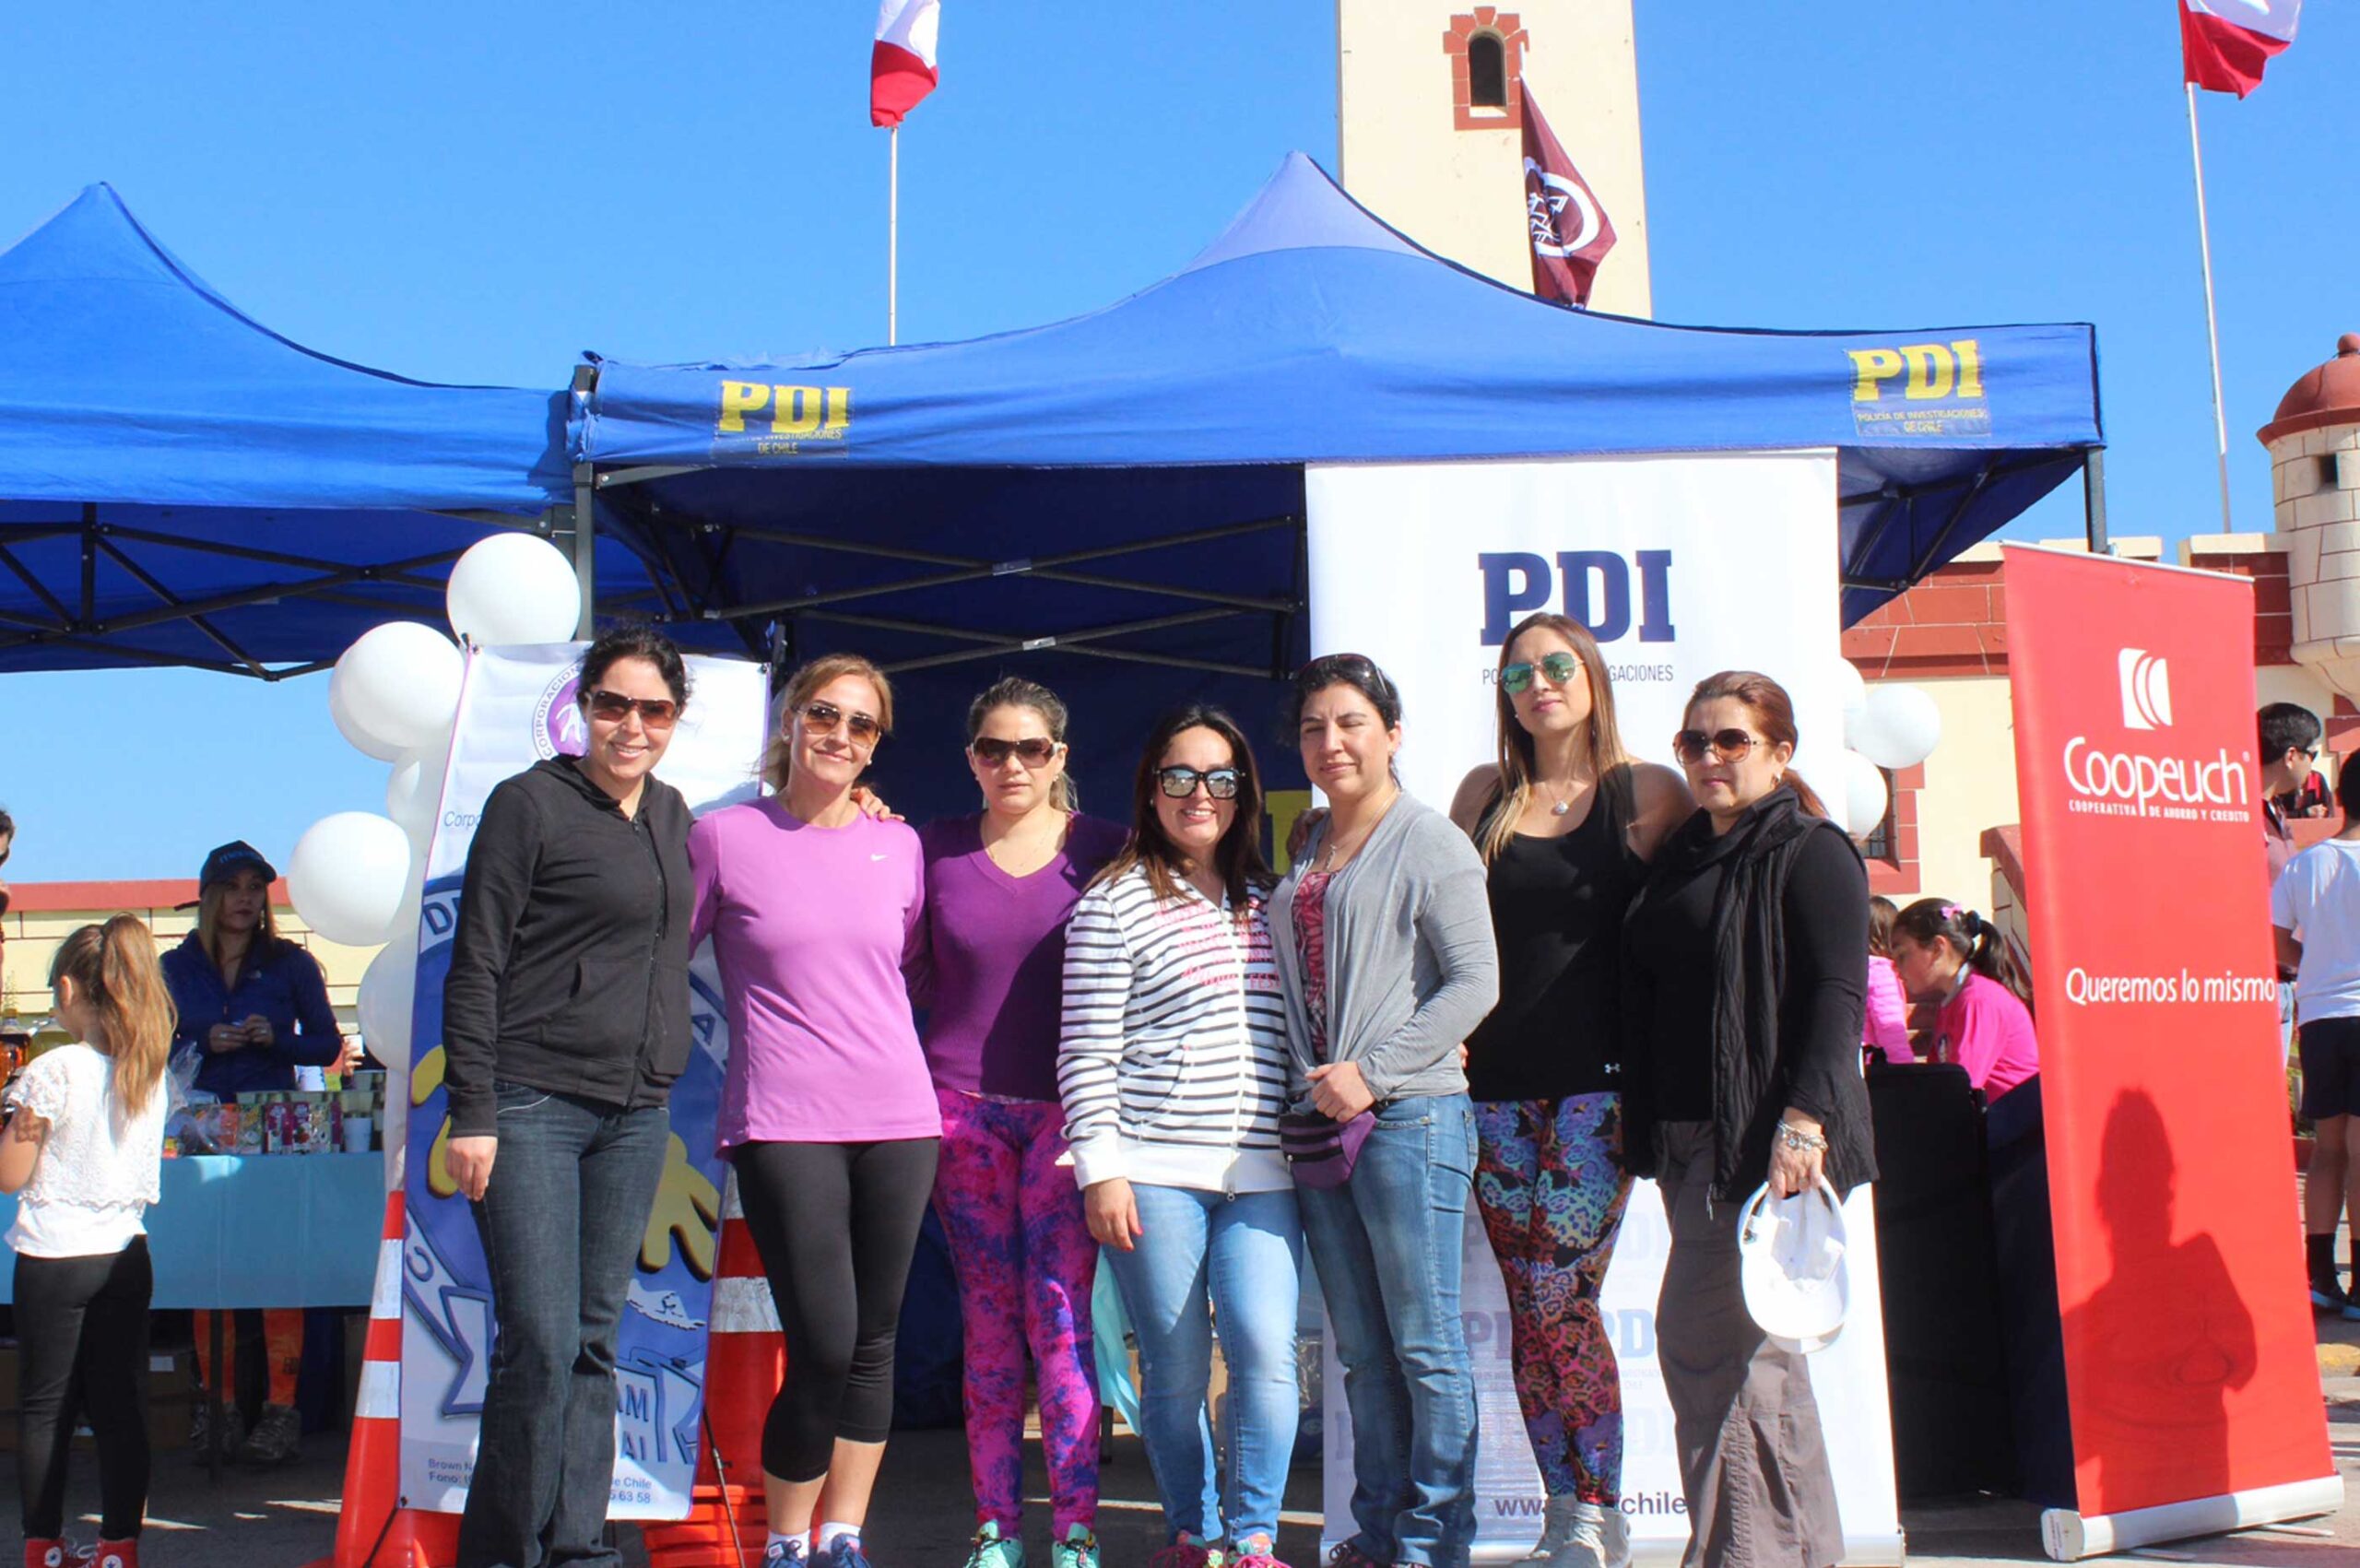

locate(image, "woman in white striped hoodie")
[[1057, 704, 1301, 1568]]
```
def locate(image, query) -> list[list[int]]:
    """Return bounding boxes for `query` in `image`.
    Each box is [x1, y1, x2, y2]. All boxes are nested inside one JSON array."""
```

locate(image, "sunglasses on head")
[[1500, 651, 1583, 696], [1156, 766, 1242, 801], [584, 689, 682, 727], [1672, 728, 1765, 766], [971, 737, 1061, 766], [802, 700, 882, 745]]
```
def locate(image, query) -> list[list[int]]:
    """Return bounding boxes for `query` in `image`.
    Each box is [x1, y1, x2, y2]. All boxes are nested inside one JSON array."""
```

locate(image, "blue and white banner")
[[1305, 453, 1903, 1564], [397, 643, 767, 1519]]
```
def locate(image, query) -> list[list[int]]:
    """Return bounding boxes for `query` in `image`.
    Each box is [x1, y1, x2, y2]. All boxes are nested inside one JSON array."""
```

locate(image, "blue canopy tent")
[[0, 184, 651, 677], [572, 153, 2102, 817]]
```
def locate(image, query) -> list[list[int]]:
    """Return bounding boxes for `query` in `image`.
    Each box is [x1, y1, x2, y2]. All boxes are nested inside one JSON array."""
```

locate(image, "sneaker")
[[90, 1545, 136, 1568], [964, 1522, 1026, 1568], [1527, 1498, 1618, 1568], [189, 1395, 246, 1463], [1150, 1534, 1222, 1568], [2312, 1278, 2353, 1314], [1050, 1525, 1097, 1568], [1324, 1545, 1384, 1568], [236, 1401, 301, 1467], [24, 1542, 91, 1568], [823, 1534, 875, 1568], [765, 1541, 810, 1567], [1228, 1534, 1289, 1568]]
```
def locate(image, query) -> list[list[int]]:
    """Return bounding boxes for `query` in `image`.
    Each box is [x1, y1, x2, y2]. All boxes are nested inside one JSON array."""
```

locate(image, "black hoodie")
[[441, 757, 694, 1138]]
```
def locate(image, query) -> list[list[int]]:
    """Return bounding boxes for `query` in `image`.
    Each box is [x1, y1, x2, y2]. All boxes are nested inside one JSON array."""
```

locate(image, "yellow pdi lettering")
[[1903, 345, 1955, 400], [773, 386, 827, 437], [718, 381, 771, 433], [1847, 348, 1906, 402]]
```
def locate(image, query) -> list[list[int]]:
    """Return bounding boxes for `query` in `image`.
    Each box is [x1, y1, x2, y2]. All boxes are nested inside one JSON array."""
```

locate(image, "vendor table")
[[0, 1152, 384, 1307]]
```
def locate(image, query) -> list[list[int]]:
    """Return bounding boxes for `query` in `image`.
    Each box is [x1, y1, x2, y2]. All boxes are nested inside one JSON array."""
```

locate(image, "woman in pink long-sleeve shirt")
[[1889, 900, 2039, 1103]]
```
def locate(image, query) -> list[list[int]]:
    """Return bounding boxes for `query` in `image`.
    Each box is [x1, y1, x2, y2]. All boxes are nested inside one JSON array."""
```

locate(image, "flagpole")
[[888, 124, 900, 347], [2185, 82, 2235, 534]]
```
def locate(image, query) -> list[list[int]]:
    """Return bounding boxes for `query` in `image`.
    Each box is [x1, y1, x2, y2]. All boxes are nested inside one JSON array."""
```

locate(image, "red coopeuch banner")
[[2004, 546, 2337, 1557]]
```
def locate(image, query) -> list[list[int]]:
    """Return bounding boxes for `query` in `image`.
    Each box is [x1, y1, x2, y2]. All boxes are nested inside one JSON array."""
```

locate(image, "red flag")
[[2180, 0, 2300, 98], [871, 0, 940, 128], [1519, 84, 1616, 309]]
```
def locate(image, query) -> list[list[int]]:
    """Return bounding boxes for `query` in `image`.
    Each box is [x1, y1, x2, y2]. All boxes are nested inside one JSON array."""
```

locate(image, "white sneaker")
[[1525, 1498, 1623, 1568]]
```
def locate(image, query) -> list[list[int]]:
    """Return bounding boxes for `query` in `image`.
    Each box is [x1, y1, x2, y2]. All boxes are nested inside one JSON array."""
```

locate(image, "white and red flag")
[[1518, 83, 1616, 309], [2180, 0, 2301, 98], [871, 0, 940, 128]]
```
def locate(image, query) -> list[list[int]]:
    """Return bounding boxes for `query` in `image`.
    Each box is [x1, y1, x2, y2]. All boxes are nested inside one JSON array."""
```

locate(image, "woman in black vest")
[[1622, 670, 1873, 1568]]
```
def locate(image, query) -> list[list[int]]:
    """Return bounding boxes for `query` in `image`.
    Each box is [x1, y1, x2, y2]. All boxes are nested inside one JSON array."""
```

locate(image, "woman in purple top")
[[689, 653, 938, 1568], [915, 677, 1127, 1568]]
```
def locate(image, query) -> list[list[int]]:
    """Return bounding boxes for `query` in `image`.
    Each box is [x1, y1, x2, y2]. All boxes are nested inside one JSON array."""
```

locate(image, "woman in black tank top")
[[1446, 613, 1691, 1568]]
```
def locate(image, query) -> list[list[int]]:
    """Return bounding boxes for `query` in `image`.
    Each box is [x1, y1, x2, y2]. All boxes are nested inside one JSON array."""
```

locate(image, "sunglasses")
[[801, 700, 883, 745], [584, 689, 682, 728], [1156, 766, 1242, 801], [1672, 728, 1765, 766], [971, 737, 1061, 767], [1500, 651, 1582, 695]]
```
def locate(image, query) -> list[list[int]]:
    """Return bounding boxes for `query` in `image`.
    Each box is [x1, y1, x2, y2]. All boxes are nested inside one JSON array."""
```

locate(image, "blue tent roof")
[[0, 184, 602, 676], [580, 153, 2102, 632]]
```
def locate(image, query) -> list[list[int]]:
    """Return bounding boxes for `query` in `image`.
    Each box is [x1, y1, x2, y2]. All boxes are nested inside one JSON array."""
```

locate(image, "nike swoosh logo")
[[870, 854, 890, 861]]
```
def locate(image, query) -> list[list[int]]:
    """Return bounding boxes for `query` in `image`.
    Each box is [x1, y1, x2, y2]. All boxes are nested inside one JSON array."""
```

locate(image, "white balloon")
[[446, 533, 582, 648], [1853, 683, 1943, 770], [386, 735, 453, 843], [336, 622, 464, 756], [1841, 749, 1891, 840], [328, 665, 405, 762], [1833, 657, 1869, 722], [357, 925, 419, 1077], [288, 812, 413, 947]]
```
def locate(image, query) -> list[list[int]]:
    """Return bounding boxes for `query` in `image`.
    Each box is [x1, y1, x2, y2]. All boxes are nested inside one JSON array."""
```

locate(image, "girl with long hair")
[[1887, 900, 2036, 1101], [1622, 670, 1874, 1568], [1056, 705, 1298, 1568], [691, 654, 939, 1568], [5, 915, 177, 1568], [1273, 654, 1499, 1568], [917, 677, 1126, 1568], [1863, 896, 1912, 1062], [1446, 614, 1689, 1568]]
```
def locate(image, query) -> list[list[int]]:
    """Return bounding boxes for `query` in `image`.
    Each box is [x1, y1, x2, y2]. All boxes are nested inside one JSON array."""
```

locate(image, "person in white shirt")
[[2272, 760, 2360, 1321], [2, 915, 175, 1568]]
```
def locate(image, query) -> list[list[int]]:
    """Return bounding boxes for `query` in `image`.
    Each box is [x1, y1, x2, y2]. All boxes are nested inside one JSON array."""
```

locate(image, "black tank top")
[[1464, 785, 1640, 1102]]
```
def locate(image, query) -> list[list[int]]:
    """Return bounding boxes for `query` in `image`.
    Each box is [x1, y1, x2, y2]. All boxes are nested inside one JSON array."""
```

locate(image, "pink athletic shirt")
[[689, 798, 940, 1149], [1935, 970, 2039, 1103]]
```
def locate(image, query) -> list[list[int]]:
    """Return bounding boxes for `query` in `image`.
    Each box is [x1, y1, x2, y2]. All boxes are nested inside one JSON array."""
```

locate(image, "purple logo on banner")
[[532, 673, 587, 760]]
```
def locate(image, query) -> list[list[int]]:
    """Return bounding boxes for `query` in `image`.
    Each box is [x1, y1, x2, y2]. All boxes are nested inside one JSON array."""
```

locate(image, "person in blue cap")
[[159, 839, 353, 1469]]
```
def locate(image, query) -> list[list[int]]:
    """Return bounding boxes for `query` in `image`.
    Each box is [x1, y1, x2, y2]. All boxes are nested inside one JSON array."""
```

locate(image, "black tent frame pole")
[[572, 364, 600, 637], [2083, 448, 2109, 556]]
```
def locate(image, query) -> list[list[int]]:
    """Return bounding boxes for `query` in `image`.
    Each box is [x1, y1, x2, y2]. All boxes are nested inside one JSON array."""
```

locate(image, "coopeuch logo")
[[2118, 648, 2173, 731]]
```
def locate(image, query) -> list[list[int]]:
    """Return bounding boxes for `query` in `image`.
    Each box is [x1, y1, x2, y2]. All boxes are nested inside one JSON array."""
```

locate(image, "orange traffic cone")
[[304, 1191, 460, 1568], [640, 1172, 781, 1568]]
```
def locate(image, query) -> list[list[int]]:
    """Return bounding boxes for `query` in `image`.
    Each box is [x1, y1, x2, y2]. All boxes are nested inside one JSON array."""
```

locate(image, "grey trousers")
[[1655, 1122, 1844, 1568]]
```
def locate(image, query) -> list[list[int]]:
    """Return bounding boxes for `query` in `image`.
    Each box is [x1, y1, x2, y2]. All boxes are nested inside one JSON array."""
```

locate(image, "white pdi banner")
[[399, 643, 767, 1519], [1305, 454, 1902, 1565]]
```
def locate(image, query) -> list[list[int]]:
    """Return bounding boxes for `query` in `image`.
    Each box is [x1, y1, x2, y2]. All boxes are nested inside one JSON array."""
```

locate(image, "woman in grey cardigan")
[[1269, 654, 1501, 1568]]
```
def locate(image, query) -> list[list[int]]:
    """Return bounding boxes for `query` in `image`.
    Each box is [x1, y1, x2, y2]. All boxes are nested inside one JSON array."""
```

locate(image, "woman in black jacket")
[[441, 625, 696, 1568], [1622, 670, 1872, 1568]]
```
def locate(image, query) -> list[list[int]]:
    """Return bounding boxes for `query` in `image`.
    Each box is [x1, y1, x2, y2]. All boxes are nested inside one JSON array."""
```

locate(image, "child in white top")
[[4, 915, 174, 1568]]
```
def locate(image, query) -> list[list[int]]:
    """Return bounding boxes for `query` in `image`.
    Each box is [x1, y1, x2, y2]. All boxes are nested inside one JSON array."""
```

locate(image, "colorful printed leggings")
[[932, 1089, 1101, 1536], [1473, 1094, 1634, 1504]]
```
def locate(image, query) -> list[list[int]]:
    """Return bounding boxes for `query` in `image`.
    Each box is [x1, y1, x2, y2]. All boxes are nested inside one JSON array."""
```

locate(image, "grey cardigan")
[[1269, 792, 1500, 1104]]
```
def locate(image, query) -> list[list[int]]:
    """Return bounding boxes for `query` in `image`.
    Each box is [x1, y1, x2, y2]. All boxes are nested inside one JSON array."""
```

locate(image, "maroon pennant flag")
[[1520, 82, 1616, 309]]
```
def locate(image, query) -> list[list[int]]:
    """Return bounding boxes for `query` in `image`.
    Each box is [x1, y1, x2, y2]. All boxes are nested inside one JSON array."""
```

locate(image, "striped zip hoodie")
[[1056, 864, 1292, 1195]]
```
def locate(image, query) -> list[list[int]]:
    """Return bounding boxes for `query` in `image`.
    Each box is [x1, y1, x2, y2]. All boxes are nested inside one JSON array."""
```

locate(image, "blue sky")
[[3, 0, 2352, 880]]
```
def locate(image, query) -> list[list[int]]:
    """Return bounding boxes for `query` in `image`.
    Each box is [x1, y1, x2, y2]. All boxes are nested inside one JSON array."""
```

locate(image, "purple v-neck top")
[[915, 812, 1129, 1101]]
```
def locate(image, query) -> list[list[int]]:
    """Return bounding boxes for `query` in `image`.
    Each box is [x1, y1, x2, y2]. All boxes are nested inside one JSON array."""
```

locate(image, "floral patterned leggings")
[[1473, 1093, 1634, 1505], [932, 1089, 1101, 1537]]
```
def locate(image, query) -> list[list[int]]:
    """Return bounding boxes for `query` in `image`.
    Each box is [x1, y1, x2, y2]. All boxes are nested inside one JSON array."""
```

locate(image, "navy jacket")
[[159, 930, 344, 1098]]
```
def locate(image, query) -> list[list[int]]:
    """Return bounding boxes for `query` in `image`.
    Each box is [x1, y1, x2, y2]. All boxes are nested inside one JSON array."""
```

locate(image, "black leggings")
[[731, 1138, 938, 1481], [17, 1238, 153, 1540]]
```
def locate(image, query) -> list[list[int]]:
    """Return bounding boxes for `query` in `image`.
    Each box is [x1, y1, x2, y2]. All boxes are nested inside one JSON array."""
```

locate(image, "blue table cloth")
[[0, 1153, 384, 1307]]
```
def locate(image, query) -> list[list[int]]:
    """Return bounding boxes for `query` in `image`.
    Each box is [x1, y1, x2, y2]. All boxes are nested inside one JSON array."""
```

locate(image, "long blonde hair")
[[761, 654, 896, 794], [47, 915, 175, 1118], [1479, 613, 1635, 866], [196, 878, 281, 974]]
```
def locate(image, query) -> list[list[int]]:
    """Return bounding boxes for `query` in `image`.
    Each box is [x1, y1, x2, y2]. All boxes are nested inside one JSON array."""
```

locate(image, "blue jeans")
[[1101, 1184, 1303, 1548], [1298, 1094, 1479, 1568], [456, 1084, 670, 1568]]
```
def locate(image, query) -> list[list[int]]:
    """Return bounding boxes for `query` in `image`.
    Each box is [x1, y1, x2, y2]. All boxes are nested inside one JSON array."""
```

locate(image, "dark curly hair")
[[576, 623, 690, 711]]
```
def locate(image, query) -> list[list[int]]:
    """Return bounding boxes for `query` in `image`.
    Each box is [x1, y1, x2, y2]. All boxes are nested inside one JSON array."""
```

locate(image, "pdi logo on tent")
[[2118, 648, 2174, 731]]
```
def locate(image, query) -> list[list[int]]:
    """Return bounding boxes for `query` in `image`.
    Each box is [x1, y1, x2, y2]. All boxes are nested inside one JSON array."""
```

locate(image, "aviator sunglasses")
[[1672, 728, 1767, 766], [1156, 766, 1242, 800], [584, 689, 682, 728], [1500, 651, 1582, 696], [802, 700, 883, 745], [972, 737, 1061, 766]]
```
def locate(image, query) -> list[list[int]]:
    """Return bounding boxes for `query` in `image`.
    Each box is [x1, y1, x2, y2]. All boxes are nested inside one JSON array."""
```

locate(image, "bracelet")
[[1776, 1121, 1829, 1153]]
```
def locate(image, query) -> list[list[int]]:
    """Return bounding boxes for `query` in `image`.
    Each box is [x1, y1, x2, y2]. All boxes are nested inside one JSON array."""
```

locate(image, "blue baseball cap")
[[198, 840, 277, 892]]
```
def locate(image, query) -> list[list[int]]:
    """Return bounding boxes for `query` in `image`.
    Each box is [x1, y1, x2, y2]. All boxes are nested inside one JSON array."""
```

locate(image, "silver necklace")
[[1540, 777, 1577, 818]]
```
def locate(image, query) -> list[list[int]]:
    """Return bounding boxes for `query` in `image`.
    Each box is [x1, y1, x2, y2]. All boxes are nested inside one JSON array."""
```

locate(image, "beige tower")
[[1337, 2, 1652, 316], [2263, 335, 2360, 698]]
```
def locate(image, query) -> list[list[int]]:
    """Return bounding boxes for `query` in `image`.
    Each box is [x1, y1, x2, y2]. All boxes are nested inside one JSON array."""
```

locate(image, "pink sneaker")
[[1228, 1536, 1290, 1568], [1149, 1535, 1221, 1568]]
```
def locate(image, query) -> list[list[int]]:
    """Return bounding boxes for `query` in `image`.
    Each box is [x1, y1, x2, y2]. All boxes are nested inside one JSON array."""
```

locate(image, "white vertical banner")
[[1304, 454, 1902, 1565], [399, 643, 768, 1518]]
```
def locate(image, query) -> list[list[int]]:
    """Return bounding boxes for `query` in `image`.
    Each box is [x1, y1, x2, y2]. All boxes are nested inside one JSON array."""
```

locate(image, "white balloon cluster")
[[1827, 657, 1942, 839], [289, 533, 583, 1073]]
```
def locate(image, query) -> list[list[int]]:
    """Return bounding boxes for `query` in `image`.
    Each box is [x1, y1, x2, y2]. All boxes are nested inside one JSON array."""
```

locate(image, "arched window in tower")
[[1468, 32, 1506, 108]]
